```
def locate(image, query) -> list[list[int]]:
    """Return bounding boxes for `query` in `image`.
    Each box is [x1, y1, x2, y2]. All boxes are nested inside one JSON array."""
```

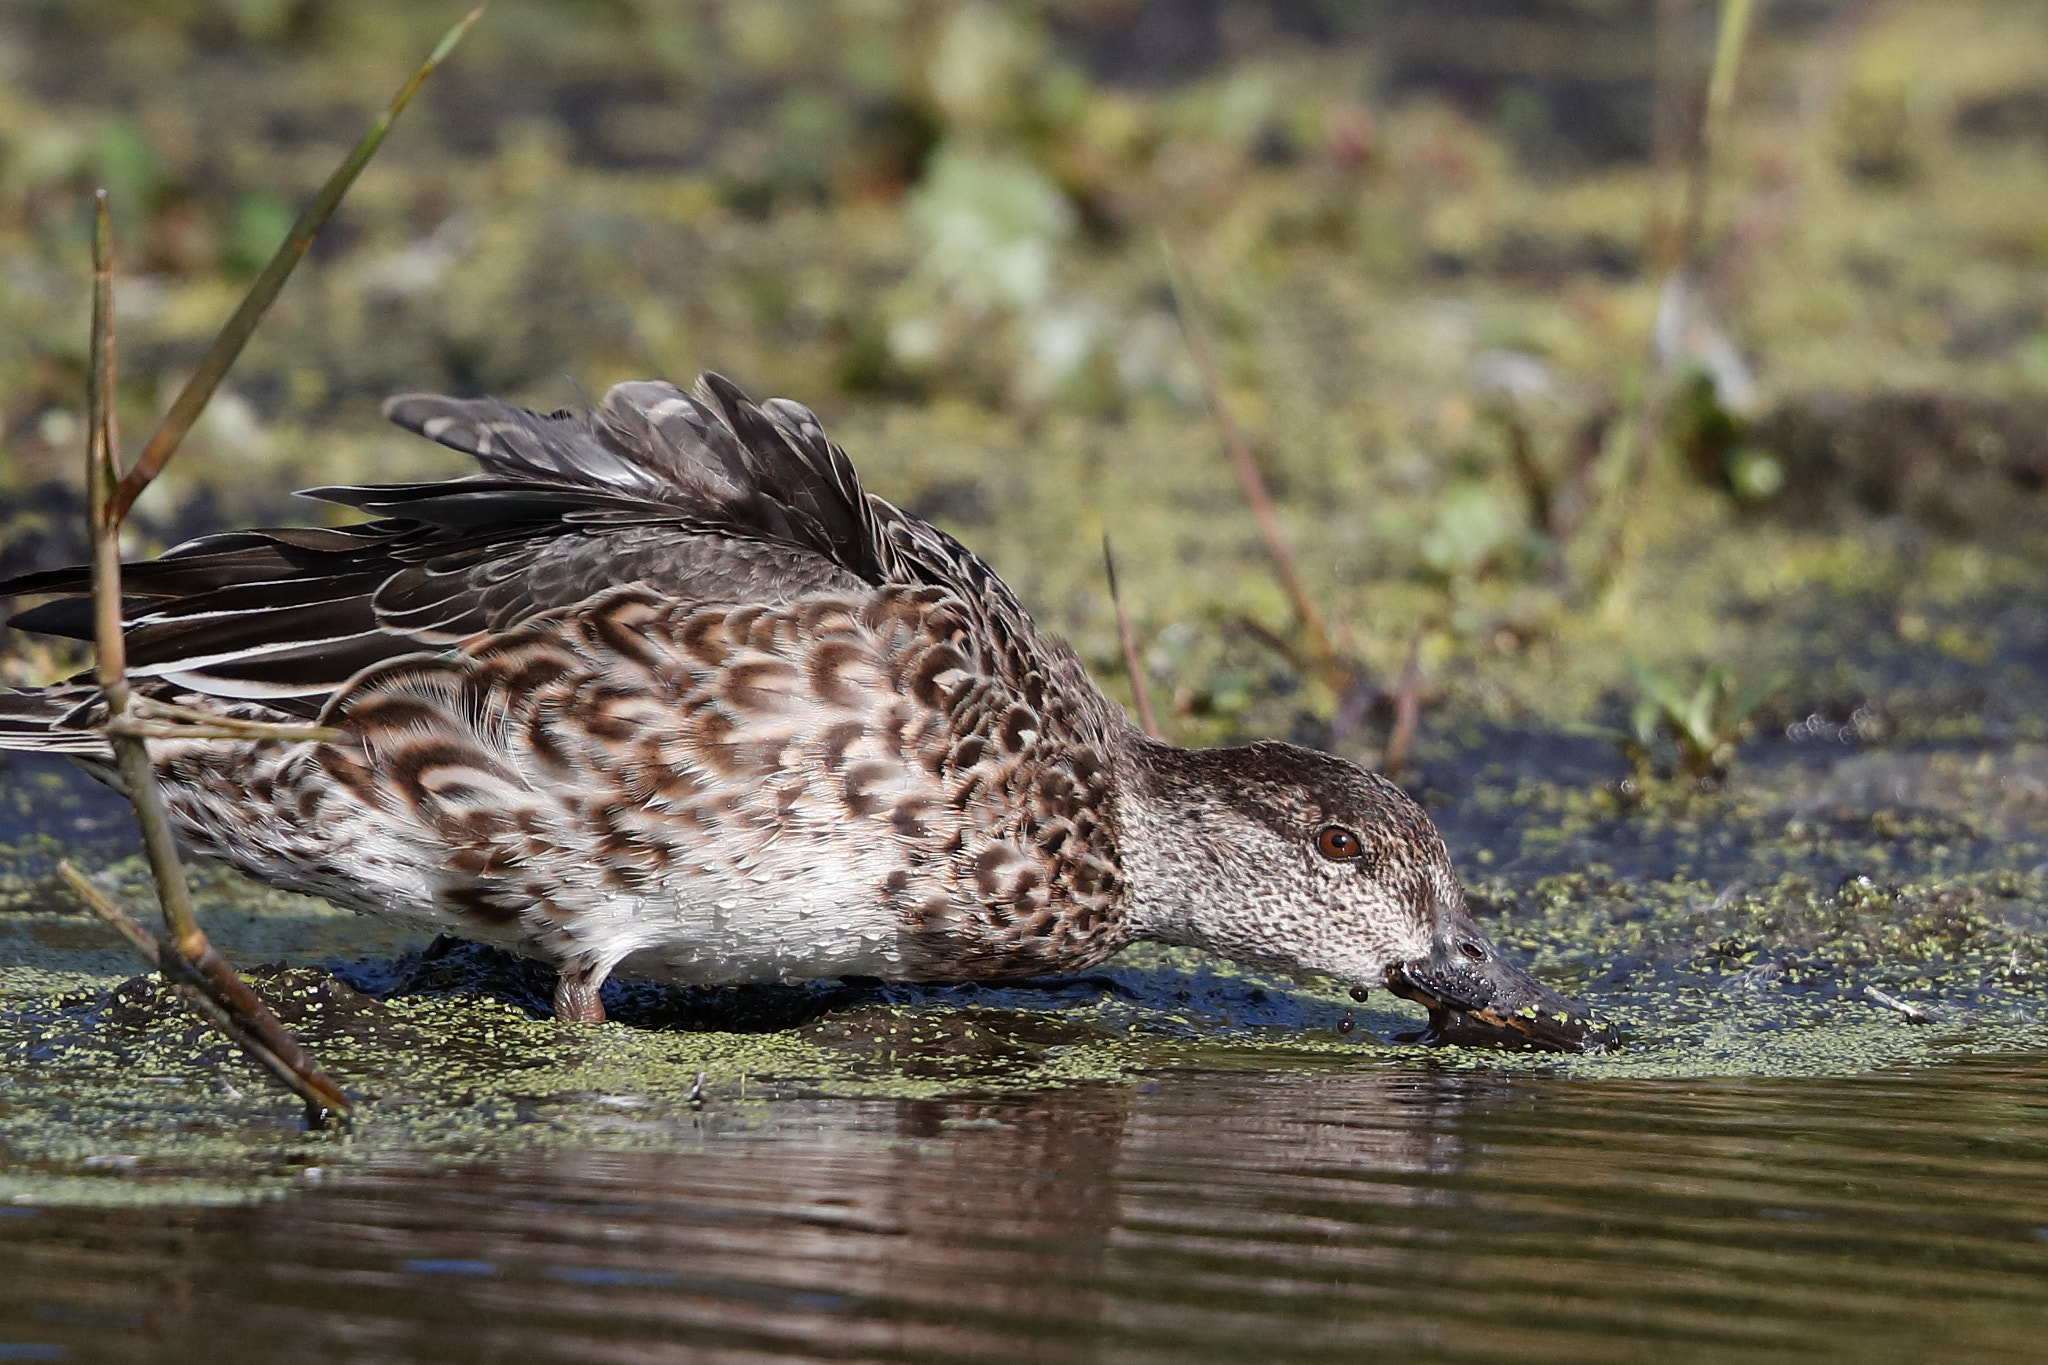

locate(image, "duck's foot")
[[553, 966, 607, 1023]]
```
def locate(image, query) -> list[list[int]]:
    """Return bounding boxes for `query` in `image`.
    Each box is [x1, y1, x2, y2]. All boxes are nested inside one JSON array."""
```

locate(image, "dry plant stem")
[[57, 863, 343, 1120], [110, 696, 342, 743], [1660, 0, 1762, 286], [85, 196, 124, 688], [106, 5, 485, 525], [108, 720, 339, 743], [111, 696, 342, 745], [57, 860, 156, 963], [1231, 614, 1304, 673], [1593, 0, 1761, 607], [1862, 984, 1934, 1025], [1159, 238, 1346, 691], [61, 13, 477, 1123], [1101, 535, 1162, 740], [1648, 0, 1690, 266], [1381, 632, 1423, 783], [90, 196, 195, 967], [1500, 411, 1551, 535], [83, 195, 352, 1120]]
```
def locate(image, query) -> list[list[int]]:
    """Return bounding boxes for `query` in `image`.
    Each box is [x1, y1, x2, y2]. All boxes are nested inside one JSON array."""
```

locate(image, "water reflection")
[[0, 1069, 1487, 1363], [3, 1060, 2045, 1364]]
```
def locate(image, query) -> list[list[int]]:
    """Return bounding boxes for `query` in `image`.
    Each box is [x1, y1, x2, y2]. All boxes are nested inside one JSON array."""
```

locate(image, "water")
[[1, 1058, 2042, 1363]]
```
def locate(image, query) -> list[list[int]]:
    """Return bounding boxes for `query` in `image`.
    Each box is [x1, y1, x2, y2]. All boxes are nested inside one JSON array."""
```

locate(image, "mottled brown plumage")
[[0, 374, 1590, 1047]]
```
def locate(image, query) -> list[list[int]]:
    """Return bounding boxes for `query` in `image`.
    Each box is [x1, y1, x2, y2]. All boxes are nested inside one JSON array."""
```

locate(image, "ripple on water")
[[0, 1058, 2043, 1364]]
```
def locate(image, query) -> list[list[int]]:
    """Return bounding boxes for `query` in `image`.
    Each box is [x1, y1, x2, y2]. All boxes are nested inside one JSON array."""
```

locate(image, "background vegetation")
[[5, 0, 2048, 782]]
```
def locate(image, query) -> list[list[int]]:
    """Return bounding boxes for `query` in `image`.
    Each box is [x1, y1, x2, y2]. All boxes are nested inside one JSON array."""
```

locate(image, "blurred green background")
[[3, 0, 2046, 771]]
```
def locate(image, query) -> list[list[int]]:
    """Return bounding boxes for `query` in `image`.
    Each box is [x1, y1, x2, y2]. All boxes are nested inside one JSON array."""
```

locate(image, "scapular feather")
[[0, 374, 1018, 711]]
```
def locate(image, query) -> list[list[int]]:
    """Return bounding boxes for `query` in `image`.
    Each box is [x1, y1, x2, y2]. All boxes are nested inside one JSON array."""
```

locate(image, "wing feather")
[[2, 374, 895, 709]]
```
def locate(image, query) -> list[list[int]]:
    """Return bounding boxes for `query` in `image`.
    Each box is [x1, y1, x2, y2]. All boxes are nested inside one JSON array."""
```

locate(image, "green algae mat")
[[2, 885, 2044, 1364], [4, 792, 2044, 1365], [3, 714, 2043, 1211]]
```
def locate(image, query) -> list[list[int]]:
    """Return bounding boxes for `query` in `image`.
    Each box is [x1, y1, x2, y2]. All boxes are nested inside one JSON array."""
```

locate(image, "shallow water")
[[1, 1058, 2042, 1364]]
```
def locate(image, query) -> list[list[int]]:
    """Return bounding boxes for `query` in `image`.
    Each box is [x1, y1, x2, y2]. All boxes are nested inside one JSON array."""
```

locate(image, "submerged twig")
[[1101, 535, 1163, 740], [58, 863, 343, 1118], [1862, 984, 1936, 1026], [1592, 0, 1761, 606], [105, 5, 485, 526], [1160, 238, 1351, 694], [57, 862, 157, 965]]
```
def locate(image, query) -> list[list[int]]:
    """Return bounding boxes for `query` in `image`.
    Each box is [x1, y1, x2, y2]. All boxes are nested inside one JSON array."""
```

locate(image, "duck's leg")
[[553, 958, 609, 1023]]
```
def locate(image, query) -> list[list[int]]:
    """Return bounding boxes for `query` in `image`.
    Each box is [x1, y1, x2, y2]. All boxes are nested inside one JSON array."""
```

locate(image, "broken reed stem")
[[1862, 983, 1934, 1025], [82, 194, 352, 1121], [1591, 0, 1760, 609], [1101, 534, 1163, 740], [1380, 631, 1423, 783], [115, 696, 342, 744], [105, 4, 485, 526], [63, 13, 483, 1120], [57, 863, 345, 1118], [1159, 237, 1348, 692]]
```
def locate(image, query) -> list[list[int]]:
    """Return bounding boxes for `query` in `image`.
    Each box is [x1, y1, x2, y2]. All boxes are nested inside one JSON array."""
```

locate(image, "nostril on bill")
[[1457, 940, 1487, 962]]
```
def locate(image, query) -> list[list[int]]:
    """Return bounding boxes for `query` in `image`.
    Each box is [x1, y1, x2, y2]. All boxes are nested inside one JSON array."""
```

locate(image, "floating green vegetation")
[[4, 774, 2043, 1208]]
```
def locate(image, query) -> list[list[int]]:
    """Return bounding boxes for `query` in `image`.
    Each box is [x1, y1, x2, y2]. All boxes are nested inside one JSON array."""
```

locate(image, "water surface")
[[2, 1058, 2043, 1364]]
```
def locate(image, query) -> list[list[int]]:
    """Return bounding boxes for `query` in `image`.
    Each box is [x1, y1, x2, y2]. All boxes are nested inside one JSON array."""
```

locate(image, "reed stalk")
[[1159, 238, 1351, 695], [79, 191, 351, 1123], [106, 6, 484, 526], [59, 8, 483, 1124], [1591, 0, 1761, 608], [1380, 632, 1424, 784], [1101, 535, 1163, 740]]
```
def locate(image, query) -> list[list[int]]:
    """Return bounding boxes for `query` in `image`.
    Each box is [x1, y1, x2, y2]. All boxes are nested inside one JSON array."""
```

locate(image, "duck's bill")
[[1383, 939, 1603, 1054]]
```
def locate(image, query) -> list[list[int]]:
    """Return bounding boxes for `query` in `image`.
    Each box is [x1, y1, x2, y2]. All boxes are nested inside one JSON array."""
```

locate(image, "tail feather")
[[0, 687, 110, 757], [0, 373, 932, 714]]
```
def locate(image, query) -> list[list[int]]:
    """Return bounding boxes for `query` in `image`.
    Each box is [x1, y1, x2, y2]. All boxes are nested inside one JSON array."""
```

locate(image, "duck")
[[0, 374, 1590, 1050]]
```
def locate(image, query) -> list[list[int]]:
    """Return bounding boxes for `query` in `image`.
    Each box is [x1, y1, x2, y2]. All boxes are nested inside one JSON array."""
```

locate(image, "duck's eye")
[[1315, 826, 1364, 861]]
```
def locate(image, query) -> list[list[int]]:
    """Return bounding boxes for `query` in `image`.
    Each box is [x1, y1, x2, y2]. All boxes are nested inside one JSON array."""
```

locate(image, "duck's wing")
[[1, 375, 893, 714]]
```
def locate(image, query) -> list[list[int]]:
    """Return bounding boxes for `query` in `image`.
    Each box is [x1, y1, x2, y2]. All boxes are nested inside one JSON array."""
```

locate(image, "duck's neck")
[[1109, 736, 1288, 970]]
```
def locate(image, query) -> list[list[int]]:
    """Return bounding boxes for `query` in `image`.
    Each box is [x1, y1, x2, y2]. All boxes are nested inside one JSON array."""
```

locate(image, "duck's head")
[[1119, 738, 1596, 1053]]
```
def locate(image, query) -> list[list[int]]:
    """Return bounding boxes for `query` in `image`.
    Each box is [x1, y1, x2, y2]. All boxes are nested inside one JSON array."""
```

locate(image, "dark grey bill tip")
[[1383, 936, 1608, 1054]]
